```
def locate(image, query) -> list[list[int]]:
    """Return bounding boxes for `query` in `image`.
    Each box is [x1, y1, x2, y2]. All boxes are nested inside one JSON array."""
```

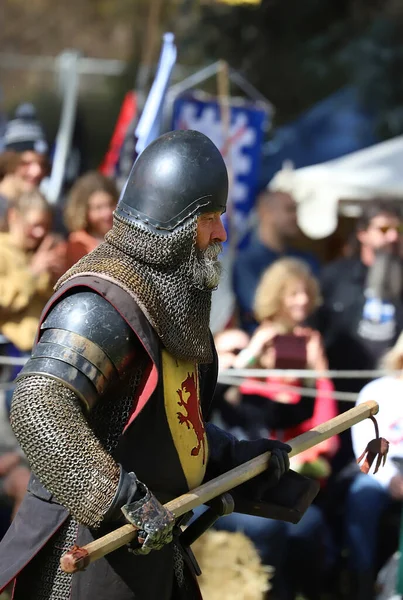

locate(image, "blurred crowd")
[[1, 103, 403, 600], [0, 104, 118, 540]]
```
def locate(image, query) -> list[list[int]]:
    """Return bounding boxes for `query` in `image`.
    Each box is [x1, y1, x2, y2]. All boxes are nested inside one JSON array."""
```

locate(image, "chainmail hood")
[[57, 213, 214, 363]]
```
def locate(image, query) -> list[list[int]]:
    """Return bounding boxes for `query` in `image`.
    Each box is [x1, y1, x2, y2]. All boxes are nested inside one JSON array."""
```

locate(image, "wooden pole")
[[217, 59, 236, 250], [135, 0, 164, 101], [60, 400, 379, 573], [217, 60, 231, 154]]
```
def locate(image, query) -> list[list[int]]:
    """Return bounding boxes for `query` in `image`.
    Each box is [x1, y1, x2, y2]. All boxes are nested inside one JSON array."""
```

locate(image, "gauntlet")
[[104, 469, 176, 556], [121, 481, 176, 555]]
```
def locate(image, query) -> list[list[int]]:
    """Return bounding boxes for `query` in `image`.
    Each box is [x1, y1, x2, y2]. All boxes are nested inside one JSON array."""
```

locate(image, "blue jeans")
[[214, 504, 333, 565], [345, 473, 390, 571]]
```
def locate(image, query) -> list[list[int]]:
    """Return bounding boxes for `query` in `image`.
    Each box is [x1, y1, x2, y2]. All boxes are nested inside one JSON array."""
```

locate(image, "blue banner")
[[172, 94, 268, 246], [135, 32, 177, 155]]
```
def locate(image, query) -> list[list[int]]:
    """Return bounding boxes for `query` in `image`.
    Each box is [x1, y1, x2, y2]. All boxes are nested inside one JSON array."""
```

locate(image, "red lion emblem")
[[176, 372, 206, 464]]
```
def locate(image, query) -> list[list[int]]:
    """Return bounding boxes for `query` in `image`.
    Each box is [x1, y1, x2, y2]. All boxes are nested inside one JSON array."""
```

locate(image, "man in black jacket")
[[316, 198, 403, 468]]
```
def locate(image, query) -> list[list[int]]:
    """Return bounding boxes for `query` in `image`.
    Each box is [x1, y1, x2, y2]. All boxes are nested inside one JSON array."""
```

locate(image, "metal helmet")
[[115, 130, 228, 232]]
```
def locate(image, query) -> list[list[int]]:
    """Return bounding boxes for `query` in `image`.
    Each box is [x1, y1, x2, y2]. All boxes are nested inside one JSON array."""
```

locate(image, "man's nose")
[[387, 228, 399, 243], [32, 226, 46, 238], [214, 218, 227, 243], [295, 293, 308, 305], [29, 163, 42, 176]]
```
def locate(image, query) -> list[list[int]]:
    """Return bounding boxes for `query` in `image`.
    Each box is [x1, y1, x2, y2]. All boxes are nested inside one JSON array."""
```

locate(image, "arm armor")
[[17, 291, 139, 410], [11, 376, 121, 527], [10, 291, 143, 528]]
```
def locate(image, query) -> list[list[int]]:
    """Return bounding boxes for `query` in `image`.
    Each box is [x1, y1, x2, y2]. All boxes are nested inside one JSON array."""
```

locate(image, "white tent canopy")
[[269, 135, 403, 239]]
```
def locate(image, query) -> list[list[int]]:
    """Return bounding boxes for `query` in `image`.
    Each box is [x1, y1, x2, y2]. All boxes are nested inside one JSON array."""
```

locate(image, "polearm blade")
[[61, 400, 379, 573]]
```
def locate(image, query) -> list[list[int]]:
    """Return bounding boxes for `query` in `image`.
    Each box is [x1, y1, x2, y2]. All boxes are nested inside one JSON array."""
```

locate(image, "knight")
[[0, 130, 291, 599]]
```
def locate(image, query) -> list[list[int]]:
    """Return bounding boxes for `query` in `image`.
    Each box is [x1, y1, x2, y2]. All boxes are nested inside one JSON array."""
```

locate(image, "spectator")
[[233, 190, 319, 333], [64, 171, 118, 267], [209, 262, 337, 599], [234, 258, 338, 467], [0, 190, 65, 354], [316, 198, 403, 468], [0, 190, 63, 533], [3, 103, 50, 189], [214, 328, 250, 371], [0, 152, 31, 231], [0, 152, 20, 181], [212, 328, 269, 440], [346, 333, 403, 599], [0, 431, 29, 527]]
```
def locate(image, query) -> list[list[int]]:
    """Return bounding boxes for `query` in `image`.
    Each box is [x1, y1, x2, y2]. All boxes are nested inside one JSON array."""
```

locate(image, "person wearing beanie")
[[3, 103, 50, 188]]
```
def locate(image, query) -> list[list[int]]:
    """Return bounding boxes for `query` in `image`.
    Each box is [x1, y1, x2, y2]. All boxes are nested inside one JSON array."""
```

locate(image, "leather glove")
[[104, 468, 175, 555], [234, 439, 291, 500], [206, 424, 290, 501]]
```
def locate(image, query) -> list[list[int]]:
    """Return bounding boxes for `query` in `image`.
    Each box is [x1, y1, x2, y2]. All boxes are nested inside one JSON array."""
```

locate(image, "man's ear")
[[257, 201, 270, 221]]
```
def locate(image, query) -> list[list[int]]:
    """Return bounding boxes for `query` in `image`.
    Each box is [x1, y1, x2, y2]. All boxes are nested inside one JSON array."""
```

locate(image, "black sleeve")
[[205, 422, 290, 479], [241, 394, 315, 430], [204, 422, 291, 502], [205, 422, 239, 480], [311, 261, 340, 337]]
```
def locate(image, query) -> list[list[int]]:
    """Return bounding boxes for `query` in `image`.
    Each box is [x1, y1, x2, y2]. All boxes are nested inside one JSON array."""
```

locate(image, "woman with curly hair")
[[233, 257, 338, 466], [210, 260, 338, 599], [64, 171, 118, 268]]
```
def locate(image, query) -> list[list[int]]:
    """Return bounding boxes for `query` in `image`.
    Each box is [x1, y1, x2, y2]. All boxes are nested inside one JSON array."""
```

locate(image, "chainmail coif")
[[57, 213, 213, 364]]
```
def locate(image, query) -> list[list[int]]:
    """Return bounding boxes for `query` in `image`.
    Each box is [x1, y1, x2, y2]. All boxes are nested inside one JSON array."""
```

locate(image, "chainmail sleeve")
[[11, 375, 120, 528]]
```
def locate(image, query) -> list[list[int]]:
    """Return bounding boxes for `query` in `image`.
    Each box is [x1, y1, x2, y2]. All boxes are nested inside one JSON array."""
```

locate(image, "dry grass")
[[192, 530, 274, 600]]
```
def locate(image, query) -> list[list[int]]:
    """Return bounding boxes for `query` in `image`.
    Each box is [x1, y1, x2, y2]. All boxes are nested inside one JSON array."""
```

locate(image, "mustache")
[[192, 241, 223, 290], [202, 241, 223, 260]]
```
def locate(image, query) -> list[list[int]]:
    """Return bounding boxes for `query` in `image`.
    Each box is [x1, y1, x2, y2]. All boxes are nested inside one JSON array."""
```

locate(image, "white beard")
[[192, 242, 223, 290]]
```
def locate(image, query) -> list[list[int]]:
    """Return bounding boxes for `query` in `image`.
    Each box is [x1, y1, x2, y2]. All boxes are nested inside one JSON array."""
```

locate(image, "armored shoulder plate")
[[18, 291, 139, 409]]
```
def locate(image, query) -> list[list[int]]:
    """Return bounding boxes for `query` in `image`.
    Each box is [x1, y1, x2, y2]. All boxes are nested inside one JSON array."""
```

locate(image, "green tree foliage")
[[177, 0, 353, 122], [341, 17, 403, 137], [176, 0, 403, 135], [4, 0, 403, 152]]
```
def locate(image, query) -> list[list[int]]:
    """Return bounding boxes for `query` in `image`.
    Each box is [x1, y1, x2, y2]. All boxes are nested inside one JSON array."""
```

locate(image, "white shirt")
[[352, 376, 403, 489]]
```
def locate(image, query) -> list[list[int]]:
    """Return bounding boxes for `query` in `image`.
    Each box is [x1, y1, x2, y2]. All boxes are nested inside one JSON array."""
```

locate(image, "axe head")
[[229, 469, 320, 524]]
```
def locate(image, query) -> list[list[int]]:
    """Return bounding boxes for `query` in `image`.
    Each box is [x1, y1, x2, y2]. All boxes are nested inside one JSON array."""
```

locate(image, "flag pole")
[[217, 59, 236, 252], [135, 0, 164, 105]]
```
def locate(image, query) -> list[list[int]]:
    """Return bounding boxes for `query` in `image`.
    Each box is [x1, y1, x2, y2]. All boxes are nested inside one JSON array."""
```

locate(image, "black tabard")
[[0, 275, 217, 600]]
